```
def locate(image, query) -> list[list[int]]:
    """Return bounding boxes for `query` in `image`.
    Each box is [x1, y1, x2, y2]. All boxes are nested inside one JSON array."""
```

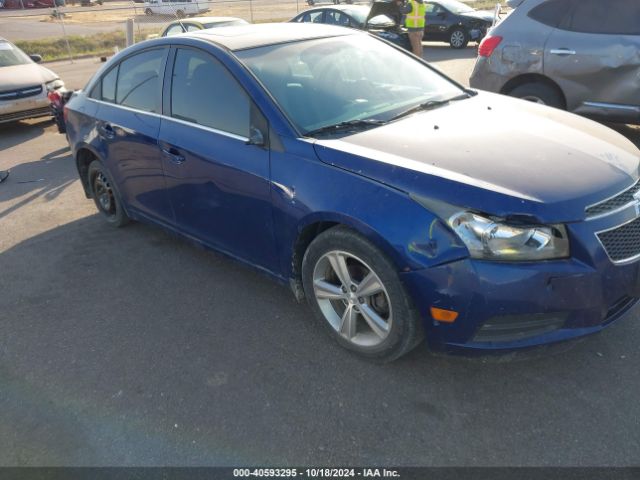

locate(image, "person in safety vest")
[[404, 0, 425, 57]]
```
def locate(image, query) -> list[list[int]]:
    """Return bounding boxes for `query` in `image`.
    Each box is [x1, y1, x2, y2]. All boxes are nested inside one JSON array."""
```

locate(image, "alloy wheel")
[[451, 30, 466, 48], [312, 251, 392, 347], [93, 172, 116, 217]]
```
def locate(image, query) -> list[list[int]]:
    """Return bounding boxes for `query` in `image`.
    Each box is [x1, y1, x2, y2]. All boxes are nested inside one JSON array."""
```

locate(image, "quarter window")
[[170, 48, 250, 137], [297, 11, 324, 23], [115, 48, 166, 113], [165, 24, 185, 36]]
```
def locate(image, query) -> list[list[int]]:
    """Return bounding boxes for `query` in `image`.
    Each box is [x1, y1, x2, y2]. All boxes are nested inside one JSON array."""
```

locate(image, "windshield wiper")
[[305, 119, 385, 137], [389, 93, 471, 122]]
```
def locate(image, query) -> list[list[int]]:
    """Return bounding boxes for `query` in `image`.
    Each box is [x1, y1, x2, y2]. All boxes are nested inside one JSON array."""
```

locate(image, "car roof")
[[186, 22, 358, 51], [170, 16, 246, 24]]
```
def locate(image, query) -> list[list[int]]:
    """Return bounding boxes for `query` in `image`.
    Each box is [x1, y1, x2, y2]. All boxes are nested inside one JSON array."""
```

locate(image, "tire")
[[306, 0, 314, 4], [88, 160, 130, 228], [175, 9, 185, 18], [508, 82, 564, 109], [144, 7, 152, 14], [449, 28, 468, 49], [302, 226, 424, 362]]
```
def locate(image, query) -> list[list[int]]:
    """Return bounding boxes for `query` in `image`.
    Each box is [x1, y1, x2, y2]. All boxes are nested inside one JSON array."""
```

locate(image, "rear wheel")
[[508, 82, 564, 109], [88, 160, 130, 227], [302, 226, 423, 362], [449, 28, 468, 49], [144, 7, 152, 14]]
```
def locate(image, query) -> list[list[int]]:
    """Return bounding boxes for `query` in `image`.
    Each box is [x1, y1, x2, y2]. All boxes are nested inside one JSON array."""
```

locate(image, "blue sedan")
[[64, 23, 640, 361]]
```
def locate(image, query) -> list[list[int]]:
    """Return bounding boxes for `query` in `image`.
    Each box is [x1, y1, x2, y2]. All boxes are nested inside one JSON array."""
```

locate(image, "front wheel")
[[449, 28, 469, 49], [88, 160, 130, 227], [144, 7, 152, 14], [302, 226, 423, 362]]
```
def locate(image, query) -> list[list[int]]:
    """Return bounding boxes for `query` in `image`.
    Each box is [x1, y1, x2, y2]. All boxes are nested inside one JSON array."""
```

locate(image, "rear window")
[[564, 0, 640, 35], [527, 0, 572, 28]]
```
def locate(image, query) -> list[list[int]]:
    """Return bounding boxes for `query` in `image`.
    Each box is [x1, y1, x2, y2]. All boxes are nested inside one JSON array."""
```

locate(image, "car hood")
[[312, 92, 640, 224], [0, 63, 58, 91], [459, 10, 494, 23]]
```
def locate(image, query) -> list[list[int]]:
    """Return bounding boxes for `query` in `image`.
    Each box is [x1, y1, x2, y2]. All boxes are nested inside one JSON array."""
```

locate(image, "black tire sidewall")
[[88, 160, 129, 227], [302, 226, 423, 362]]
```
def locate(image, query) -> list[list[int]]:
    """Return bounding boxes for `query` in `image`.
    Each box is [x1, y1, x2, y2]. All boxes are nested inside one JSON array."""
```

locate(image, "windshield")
[[0, 40, 33, 68], [439, 0, 474, 14], [236, 35, 463, 135]]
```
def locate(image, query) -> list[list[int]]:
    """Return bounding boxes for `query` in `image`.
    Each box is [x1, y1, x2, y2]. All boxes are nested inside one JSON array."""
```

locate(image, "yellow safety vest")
[[405, 0, 426, 28]]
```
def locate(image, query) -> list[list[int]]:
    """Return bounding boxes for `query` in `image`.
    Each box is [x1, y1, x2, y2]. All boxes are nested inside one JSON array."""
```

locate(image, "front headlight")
[[448, 211, 570, 261], [45, 79, 65, 91]]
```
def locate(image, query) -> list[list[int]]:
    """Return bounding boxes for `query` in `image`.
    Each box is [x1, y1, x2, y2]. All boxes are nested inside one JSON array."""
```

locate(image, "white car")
[[143, 0, 209, 18], [0, 37, 64, 124]]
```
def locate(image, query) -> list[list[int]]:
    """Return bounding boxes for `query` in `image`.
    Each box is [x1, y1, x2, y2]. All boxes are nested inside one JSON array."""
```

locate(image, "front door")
[[158, 47, 278, 271], [424, 3, 450, 40]]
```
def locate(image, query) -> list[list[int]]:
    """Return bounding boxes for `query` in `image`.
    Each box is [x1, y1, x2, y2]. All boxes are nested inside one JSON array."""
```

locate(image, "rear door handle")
[[550, 48, 576, 56], [98, 122, 115, 139], [160, 145, 185, 164]]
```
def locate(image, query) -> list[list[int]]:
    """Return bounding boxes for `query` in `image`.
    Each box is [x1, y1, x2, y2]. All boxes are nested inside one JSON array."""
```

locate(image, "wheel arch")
[[289, 213, 409, 302], [75, 144, 101, 198], [500, 73, 567, 109]]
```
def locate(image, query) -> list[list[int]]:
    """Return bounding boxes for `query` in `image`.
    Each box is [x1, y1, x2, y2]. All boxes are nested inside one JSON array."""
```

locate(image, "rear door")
[[544, 0, 640, 117], [88, 47, 173, 223], [157, 46, 278, 271]]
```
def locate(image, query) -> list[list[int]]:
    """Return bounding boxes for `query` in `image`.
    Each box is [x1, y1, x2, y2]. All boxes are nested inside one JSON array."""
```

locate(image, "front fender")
[[272, 137, 469, 279]]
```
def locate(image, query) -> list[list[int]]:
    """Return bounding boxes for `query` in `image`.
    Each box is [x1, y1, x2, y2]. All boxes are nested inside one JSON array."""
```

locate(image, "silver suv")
[[470, 0, 640, 124]]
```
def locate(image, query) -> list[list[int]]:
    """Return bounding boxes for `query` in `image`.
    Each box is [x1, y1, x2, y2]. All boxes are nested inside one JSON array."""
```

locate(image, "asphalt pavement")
[[1, 49, 639, 467]]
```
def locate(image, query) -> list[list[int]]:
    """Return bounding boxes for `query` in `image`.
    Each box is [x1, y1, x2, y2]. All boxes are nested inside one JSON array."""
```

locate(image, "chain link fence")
[[0, 0, 321, 61]]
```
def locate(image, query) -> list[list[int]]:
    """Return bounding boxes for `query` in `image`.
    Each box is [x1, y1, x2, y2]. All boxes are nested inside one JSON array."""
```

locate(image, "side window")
[[115, 48, 166, 113], [89, 65, 117, 102], [528, 0, 572, 28], [326, 11, 351, 27], [565, 0, 640, 35], [102, 66, 118, 103], [171, 48, 250, 137], [165, 24, 185, 36], [300, 11, 324, 23]]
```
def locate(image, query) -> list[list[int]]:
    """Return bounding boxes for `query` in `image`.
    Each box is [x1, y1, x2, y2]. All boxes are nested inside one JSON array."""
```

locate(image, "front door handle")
[[550, 48, 576, 56], [160, 146, 185, 164]]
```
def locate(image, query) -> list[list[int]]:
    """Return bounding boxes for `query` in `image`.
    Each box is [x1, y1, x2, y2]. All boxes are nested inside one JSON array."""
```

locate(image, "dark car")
[[64, 24, 640, 361], [424, 0, 494, 48], [290, 4, 411, 51]]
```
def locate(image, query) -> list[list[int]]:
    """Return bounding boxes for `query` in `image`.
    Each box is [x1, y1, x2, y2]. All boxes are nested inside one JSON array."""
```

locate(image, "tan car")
[[0, 37, 64, 124]]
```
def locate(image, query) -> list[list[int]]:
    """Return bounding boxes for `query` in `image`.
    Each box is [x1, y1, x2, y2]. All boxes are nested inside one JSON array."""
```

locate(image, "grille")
[[0, 85, 43, 101], [0, 106, 50, 123], [586, 180, 640, 218], [597, 216, 640, 263]]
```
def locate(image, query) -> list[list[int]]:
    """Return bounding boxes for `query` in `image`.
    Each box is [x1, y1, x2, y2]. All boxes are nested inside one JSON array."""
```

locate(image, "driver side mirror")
[[29, 54, 43, 63], [246, 126, 266, 147]]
